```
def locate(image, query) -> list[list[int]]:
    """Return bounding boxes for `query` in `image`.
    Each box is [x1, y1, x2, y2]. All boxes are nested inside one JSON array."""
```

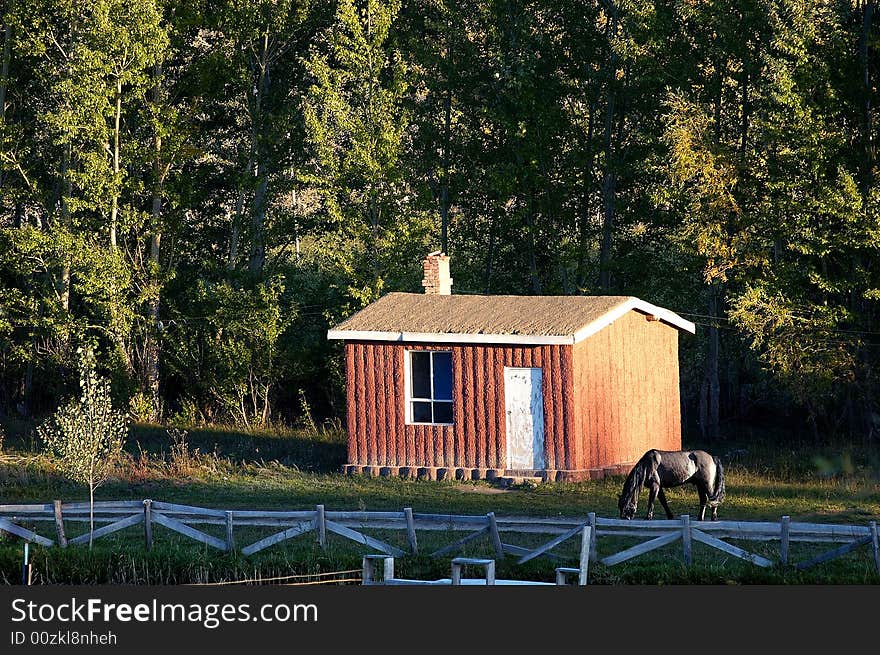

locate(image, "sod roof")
[[327, 292, 694, 345]]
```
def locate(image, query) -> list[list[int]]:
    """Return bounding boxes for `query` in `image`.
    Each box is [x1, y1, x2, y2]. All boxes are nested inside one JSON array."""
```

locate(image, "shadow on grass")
[[128, 423, 347, 473]]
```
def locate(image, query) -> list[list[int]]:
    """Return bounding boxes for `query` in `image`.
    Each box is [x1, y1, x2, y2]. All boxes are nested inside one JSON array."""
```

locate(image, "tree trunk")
[[109, 79, 122, 249], [0, 11, 11, 190], [59, 145, 71, 312], [862, 0, 875, 189], [440, 10, 453, 254], [248, 167, 269, 277], [706, 285, 721, 440], [526, 189, 541, 293], [440, 85, 451, 254], [144, 64, 164, 421], [484, 215, 496, 294], [89, 482, 95, 549], [247, 31, 271, 278], [598, 4, 619, 291], [576, 98, 597, 290]]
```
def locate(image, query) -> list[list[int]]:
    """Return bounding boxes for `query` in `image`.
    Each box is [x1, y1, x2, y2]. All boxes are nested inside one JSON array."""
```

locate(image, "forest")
[[1, 0, 879, 444]]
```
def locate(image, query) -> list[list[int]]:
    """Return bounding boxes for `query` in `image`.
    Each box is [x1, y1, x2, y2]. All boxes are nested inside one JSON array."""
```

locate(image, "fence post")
[[579, 526, 591, 585], [21, 542, 31, 586], [404, 508, 418, 554], [362, 555, 394, 585], [315, 505, 326, 548], [487, 512, 504, 558], [53, 500, 67, 548], [362, 556, 376, 585], [225, 511, 235, 553], [451, 560, 462, 586], [588, 512, 598, 562], [681, 515, 692, 566], [780, 516, 791, 566], [870, 521, 879, 576], [143, 499, 153, 551]]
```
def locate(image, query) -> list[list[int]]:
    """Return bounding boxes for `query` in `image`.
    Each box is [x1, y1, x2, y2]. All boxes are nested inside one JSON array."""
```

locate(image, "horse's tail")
[[619, 454, 649, 507], [708, 456, 725, 506]]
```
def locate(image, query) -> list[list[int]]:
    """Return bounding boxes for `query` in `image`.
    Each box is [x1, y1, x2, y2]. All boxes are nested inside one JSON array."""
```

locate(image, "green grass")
[[1, 419, 878, 585]]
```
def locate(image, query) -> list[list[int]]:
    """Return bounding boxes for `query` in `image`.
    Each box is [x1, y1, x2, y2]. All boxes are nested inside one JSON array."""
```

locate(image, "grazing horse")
[[617, 449, 725, 521]]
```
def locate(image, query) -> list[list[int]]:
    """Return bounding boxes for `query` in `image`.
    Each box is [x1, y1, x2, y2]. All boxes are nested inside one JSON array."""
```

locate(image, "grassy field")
[[1, 419, 879, 585]]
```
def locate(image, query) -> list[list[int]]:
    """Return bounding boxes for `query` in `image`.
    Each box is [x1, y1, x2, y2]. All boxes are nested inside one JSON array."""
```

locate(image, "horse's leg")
[[697, 486, 708, 521], [657, 488, 674, 519], [711, 505, 719, 521], [645, 482, 659, 520]]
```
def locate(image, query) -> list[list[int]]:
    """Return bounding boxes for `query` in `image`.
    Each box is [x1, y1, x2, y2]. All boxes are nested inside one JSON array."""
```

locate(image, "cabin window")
[[408, 350, 453, 424]]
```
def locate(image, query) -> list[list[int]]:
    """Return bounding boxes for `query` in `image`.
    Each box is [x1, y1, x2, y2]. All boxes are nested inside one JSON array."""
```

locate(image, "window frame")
[[405, 349, 454, 426]]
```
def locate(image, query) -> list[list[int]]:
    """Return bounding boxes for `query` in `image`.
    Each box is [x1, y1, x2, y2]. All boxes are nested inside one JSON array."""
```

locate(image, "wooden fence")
[[1, 501, 878, 580]]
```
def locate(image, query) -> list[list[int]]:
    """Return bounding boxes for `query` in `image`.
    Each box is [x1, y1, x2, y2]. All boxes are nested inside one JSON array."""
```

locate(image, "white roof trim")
[[327, 300, 694, 344], [571, 298, 696, 341], [326, 329, 573, 345]]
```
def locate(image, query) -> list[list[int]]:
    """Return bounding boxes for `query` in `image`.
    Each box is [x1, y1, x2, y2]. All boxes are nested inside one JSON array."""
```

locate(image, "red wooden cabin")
[[327, 254, 695, 482]]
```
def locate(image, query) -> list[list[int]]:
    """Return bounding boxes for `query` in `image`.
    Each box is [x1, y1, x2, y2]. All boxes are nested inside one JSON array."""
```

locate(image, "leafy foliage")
[[37, 345, 128, 545], [2, 0, 880, 441]]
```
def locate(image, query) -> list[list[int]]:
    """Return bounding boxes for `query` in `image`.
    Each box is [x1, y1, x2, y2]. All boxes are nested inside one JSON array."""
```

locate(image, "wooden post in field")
[[225, 511, 235, 553], [487, 512, 504, 558], [681, 515, 692, 566], [780, 516, 791, 566], [21, 542, 31, 586], [588, 512, 598, 562], [404, 508, 418, 554], [870, 521, 879, 576], [53, 500, 67, 548], [315, 505, 326, 548], [143, 499, 153, 551], [579, 526, 591, 585], [451, 561, 462, 585]]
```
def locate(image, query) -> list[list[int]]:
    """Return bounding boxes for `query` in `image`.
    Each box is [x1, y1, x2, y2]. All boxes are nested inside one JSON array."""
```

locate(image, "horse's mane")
[[620, 455, 649, 507]]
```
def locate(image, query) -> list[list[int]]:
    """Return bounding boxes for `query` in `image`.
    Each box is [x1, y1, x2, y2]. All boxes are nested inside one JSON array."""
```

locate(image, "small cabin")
[[327, 253, 695, 482]]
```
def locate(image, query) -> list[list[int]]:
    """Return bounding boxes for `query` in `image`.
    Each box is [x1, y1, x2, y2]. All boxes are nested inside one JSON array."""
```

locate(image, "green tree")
[[303, 0, 432, 310], [38, 346, 128, 547]]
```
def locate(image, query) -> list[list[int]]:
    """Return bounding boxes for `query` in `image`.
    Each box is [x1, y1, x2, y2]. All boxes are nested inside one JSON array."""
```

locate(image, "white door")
[[504, 367, 545, 470]]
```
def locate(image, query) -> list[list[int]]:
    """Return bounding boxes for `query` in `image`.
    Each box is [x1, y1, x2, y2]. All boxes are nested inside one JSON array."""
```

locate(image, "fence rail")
[[1, 501, 878, 579]]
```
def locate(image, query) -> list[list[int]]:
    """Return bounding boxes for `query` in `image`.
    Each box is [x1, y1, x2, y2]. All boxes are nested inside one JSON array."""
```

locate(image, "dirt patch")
[[454, 484, 510, 495]]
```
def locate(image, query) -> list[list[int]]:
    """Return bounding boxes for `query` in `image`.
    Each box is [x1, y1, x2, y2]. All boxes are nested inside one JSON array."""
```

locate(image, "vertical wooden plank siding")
[[483, 346, 496, 469], [552, 346, 567, 470], [397, 347, 414, 466], [345, 344, 358, 465], [461, 347, 474, 462], [570, 312, 683, 470], [375, 344, 387, 465], [474, 346, 487, 468], [452, 348, 466, 467], [355, 343, 368, 464], [387, 344, 401, 465], [345, 313, 683, 473], [493, 347, 506, 467], [560, 345, 576, 471], [668, 337, 681, 451], [348, 341, 567, 470], [571, 342, 585, 471], [540, 346, 556, 470], [608, 329, 620, 466], [364, 345, 378, 465]]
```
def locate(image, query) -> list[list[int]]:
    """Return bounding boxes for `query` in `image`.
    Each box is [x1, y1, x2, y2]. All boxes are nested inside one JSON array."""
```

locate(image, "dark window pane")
[[432, 352, 453, 400], [412, 401, 432, 423], [433, 402, 453, 424], [411, 352, 431, 398]]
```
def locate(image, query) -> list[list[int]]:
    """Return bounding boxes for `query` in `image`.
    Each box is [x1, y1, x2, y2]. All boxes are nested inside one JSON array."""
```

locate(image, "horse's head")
[[618, 492, 636, 520]]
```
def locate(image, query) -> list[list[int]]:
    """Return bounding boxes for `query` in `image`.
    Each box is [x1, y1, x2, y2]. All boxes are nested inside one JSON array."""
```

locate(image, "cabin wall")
[[572, 311, 682, 472], [344, 342, 576, 471]]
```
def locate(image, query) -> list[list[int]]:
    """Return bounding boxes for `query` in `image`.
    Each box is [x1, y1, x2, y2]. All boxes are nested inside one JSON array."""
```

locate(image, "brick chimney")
[[422, 251, 452, 295]]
